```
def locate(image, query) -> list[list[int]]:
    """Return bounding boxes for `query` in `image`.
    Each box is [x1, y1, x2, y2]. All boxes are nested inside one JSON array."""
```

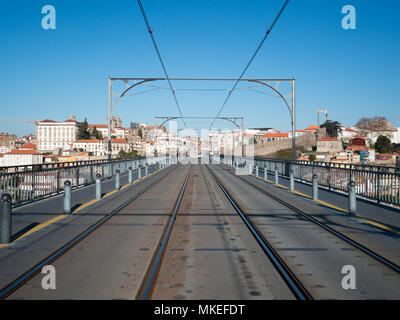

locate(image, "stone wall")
[[254, 133, 316, 157]]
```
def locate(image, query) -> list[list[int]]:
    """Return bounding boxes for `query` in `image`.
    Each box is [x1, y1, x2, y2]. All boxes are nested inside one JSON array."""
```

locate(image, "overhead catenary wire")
[[136, 0, 187, 127], [209, 0, 290, 129]]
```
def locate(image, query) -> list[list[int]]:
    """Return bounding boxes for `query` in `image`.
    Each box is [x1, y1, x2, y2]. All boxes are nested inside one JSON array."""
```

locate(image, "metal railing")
[[251, 158, 400, 206], [0, 156, 169, 207]]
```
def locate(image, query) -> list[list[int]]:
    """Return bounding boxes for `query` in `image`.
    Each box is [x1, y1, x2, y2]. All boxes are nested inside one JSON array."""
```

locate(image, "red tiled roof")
[[0, 153, 3, 157], [6, 149, 42, 155], [112, 139, 128, 143], [305, 125, 320, 130], [317, 137, 338, 141], [263, 132, 289, 138], [345, 128, 357, 132], [88, 124, 108, 128], [20, 142, 36, 149], [346, 145, 367, 152], [40, 119, 57, 123], [63, 119, 77, 123], [243, 133, 256, 136]]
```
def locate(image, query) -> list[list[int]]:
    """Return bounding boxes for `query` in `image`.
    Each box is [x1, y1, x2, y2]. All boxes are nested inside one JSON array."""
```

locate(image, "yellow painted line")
[[120, 184, 131, 190], [0, 164, 173, 250], [73, 199, 99, 213], [316, 199, 348, 213], [249, 173, 400, 235], [103, 189, 118, 199], [17, 214, 68, 242]]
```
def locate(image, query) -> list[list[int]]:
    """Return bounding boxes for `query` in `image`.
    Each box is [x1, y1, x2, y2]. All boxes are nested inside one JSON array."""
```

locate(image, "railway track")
[[0, 164, 180, 300], [136, 165, 192, 300], [205, 165, 312, 300], [217, 164, 400, 275]]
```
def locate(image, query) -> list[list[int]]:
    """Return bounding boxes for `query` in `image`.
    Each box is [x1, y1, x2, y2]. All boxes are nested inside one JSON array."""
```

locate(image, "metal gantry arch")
[[107, 77, 296, 160]]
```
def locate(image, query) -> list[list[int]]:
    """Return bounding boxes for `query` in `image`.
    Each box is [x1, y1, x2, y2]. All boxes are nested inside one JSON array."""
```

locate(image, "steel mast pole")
[[107, 78, 112, 161], [291, 79, 296, 161]]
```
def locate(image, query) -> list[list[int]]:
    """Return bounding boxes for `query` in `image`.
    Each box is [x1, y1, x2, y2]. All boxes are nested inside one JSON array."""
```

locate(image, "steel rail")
[[220, 164, 400, 274], [136, 166, 191, 300], [205, 165, 312, 300], [0, 164, 179, 300]]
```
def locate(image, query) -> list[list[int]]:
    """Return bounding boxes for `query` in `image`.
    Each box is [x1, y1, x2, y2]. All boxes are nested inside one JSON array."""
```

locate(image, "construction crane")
[[317, 109, 328, 125], [0, 119, 38, 124]]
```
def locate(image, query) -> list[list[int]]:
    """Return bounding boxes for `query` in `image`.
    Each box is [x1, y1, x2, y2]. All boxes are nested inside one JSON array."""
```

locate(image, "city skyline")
[[1, 0, 400, 137]]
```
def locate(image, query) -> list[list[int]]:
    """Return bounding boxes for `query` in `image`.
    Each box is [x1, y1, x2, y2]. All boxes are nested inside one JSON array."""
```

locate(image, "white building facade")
[[36, 115, 79, 152]]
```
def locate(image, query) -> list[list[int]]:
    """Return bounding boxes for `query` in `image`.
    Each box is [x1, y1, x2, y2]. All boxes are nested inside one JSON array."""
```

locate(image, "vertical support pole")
[[348, 181, 357, 215], [96, 174, 102, 200], [275, 168, 279, 185], [145, 164, 148, 176], [107, 78, 112, 161], [312, 174, 318, 201], [128, 167, 133, 184], [290, 169, 295, 191], [138, 166, 142, 179], [256, 166, 259, 177], [249, 164, 252, 175], [0, 193, 12, 244], [63, 181, 71, 214], [291, 79, 296, 161], [264, 168, 267, 181], [115, 170, 120, 190]]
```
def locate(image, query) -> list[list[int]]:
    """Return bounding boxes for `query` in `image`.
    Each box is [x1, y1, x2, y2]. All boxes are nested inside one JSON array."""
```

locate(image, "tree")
[[309, 154, 316, 161], [320, 120, 342, 138], [356, 116, 391, 131], [90, 127, 103, 140], [375, 135, 392, 154], [77, 118, 91, 140]]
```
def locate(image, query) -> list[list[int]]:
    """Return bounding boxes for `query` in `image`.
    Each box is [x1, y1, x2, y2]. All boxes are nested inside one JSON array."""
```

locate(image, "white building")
[[88, 124, 108, 138], [72, 138, 131, 157], [2, 149, 43, 167], [0, 144, 12, 154], [36, 114, 79, 152]]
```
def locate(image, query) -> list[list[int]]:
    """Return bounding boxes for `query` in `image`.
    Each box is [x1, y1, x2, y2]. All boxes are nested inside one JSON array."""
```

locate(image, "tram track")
[[205, 165, 312, 300], [0, 164, 180, 300], [217, 164, 400, 275]]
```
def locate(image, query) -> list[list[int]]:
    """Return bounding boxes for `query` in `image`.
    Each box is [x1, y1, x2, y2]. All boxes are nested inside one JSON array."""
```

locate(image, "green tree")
[[375, 135, 392, 153], [77, 118, 91, 140], [309, 154, 316, 161], [320, 120, 342, 138], [90, 127, 103, 140]]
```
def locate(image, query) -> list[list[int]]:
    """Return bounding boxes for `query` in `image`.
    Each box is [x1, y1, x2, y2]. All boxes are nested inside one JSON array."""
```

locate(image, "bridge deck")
[[0, 164, 399, 300]]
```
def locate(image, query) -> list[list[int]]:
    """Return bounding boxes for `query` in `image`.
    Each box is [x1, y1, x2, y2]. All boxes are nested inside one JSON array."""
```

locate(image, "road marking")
[[249, 172, 400, 235], [73, 199, 99, 214], [17, 215, 68, 242], [0, 165, 171, 250]]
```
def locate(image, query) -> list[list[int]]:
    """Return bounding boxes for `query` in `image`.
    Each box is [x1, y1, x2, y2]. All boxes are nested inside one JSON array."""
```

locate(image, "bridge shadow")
[[12, 223, 40, 241]]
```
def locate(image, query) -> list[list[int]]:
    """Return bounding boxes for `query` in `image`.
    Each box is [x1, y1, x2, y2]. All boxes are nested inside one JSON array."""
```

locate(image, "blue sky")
[[1, 0, 400, 136]]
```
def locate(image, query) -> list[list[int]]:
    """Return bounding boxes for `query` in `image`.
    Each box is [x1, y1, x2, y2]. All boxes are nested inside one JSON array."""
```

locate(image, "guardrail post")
[[264, 168, 267, 181], [274, 168, 279, 185], [255, 166, 259, 177], [249, 164, 252, 175], [348, 181, 356, 215], [138, 166, 142, 179], [145, 164, 148, 176], [290, 169, 295, 191], [63, 181, 71, 214], [115, 170, 120, 190], [128, 167, 133, 184], [96, 174, 102, 200], [312, 174, 318, 201], [0, 193, 12, 244]]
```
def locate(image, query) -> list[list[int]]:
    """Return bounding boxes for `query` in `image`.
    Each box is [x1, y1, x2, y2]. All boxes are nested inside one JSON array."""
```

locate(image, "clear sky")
[[1, 0, 400, 136]]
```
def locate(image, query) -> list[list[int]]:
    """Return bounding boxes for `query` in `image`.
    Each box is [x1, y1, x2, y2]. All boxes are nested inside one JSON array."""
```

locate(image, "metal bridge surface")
[[0, 163, 400, 300]]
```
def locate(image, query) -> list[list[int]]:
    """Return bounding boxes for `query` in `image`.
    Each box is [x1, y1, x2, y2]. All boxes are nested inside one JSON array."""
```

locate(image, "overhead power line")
[[209, 0, 290, 129], [136, 0, 187, 127]]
